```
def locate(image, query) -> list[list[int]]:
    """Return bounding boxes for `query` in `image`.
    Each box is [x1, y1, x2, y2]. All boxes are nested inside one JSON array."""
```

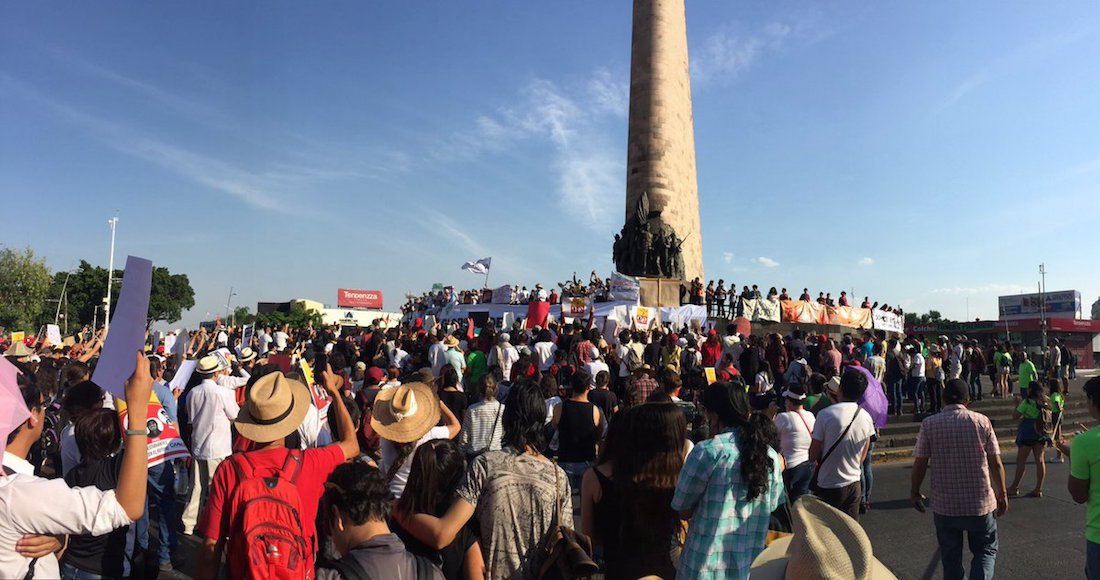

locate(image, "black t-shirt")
[[61, 453, 129, 576], [589, 389, 618, 420], [439, 390, 469, 434]]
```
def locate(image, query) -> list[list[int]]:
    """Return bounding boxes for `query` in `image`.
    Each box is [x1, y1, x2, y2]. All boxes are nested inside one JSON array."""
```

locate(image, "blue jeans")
[[933, 512, 997, 580], [908, 377, 927, 413], [889, 378, 904, 416], [1089, 541, 1100, 580], [558, 461, 592, 496], [135, 461, 177, 565], [783, 461, 814, 501], [60, 563, 116, 579], [970, 372, 983, 401], [861, 441, 874, 504]]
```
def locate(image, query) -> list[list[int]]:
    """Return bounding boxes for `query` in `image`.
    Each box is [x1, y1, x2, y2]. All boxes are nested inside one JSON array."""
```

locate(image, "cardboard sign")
[[118, 392, 190, 467], [563, 297, 592, 317], [241, 324, 254, 349], [169, 360, 197, 391], [300, 360, 315, 387], [91, 256, 154, 399], [172, 329, 188, 358], [631, 306, 652, 329], [10, 332, 24, 344], [46, 324, 62, 346], [608, 272, 640, 302], [526, 301, 550, 329], [705, 368, 718, 385], [163, 332, 176, 356], [151, 330, 162, 352]]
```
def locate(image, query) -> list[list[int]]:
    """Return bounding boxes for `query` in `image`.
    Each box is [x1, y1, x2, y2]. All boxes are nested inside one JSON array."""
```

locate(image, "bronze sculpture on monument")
[[612, 191, 686, 280]]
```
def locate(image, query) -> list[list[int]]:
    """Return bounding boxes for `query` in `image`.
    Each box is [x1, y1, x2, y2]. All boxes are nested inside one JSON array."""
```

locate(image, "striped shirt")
[[460, 400, 504, 455]]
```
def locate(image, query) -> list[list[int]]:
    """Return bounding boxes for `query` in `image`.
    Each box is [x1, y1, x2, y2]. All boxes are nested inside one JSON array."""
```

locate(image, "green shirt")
[[465, 351, 487, 385], [804, 394, 821, 410], [1018, 361, 1038, 392], [1052, 392, 1065, 414], [1071, 426, 1100, 543], [1016, 398, 1041, 420]]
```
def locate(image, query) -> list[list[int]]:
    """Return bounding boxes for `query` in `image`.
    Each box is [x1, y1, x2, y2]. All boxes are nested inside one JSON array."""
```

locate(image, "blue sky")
[[2, 1, 1099, 328]]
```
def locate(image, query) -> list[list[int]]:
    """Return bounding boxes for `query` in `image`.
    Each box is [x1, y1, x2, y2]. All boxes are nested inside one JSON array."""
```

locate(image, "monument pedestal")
[[638, 277, 683, 307]]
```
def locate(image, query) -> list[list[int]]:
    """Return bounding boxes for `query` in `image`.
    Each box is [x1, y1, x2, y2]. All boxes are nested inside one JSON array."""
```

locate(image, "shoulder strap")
[[794, 411, 812, 436], [281, 448, 304, 485], [325, 553, 371, 580], [820, 407, 861, 466]]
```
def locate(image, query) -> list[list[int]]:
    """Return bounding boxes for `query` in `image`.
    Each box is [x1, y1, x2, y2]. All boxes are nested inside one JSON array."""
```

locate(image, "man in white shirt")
[[181, 356, 240, 535], [584, 347, 610, 388], [487, 333, 519, 380], [273, 326, 290, 351], [1, 353, 152, 579], [809, 369, 876, 520], [428, 332, 448, 378], [908, 345, 927, 414], [257, 328, 273, 355], [215, 360, 250, 390]]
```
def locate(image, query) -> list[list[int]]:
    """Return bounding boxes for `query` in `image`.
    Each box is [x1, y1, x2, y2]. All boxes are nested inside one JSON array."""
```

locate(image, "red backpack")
[[225, 449, 313, 580]]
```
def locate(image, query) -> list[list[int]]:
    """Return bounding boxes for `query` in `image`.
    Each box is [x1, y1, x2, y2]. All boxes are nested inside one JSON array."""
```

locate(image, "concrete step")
[[880, 407, 1090, 436]]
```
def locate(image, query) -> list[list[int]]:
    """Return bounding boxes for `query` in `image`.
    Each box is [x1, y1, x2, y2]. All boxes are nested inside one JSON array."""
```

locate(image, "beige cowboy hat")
[[632, 363, 654, 375], [234, 372, 311, 443], [3, 343, 33, 358], [196, 355, 225, 375], [751, 496, 896, 579], [370, 382, 441, 443], [442, 335, 460, 348], [238, 347, 257, 363]]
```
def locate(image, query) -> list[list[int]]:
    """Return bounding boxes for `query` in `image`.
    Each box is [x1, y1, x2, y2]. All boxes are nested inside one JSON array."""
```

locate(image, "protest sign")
[[212, 348, 232, 370], [608, 272, 640, 302], [169, 360, 197, 391], [526, 301, 550, 329], [91, 256, 153, 399], [872, 310, 904, 333], [151, 330, 162, 353], [491, 285, 514, 304], [241, 324, 254, 349], [163, 332, 177, 356], [172, 329, 188, 358], [46, 324, 62, 346], [829, 306, 873, 329], [741, 299, 781, 323], [630, 306, 653, 329], [10, 332, 23, 344], [562, 296, 592, 318], [269, 353, 293, 374], [780, 300, 829, 325], [118, 392, 190, 467], [705, 368, 718, 385]]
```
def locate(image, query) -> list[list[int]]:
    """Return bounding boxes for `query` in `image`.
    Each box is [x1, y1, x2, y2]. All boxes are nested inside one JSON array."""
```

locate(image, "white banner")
[[491, 285, 514, 304], [562, 296, 593, 318], [46, 324, 62, 346], [741, 298, 781, 323], [873, 310, 904, 333], [630, 306, 656, 329], [608, 271, 640, 302]]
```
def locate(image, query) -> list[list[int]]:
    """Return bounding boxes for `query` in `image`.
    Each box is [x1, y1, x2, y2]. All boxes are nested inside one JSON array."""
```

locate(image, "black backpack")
[[320, 551, 437, 580]]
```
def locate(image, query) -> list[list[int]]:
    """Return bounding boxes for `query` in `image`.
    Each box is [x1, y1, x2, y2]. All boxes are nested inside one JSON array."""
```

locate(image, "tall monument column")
[[624, 0, 703, 282]]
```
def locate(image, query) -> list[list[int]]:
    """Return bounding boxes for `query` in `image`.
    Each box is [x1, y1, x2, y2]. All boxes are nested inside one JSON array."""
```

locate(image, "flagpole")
[[484, 269, 490, 289]]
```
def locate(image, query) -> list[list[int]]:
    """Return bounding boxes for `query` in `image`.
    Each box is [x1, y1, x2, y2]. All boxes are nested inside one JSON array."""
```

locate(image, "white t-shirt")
[[811, 402, 875, 489], [380, 425, 452, 498], [534, 342, 557, 372], [273, 331, 289, 350], [774, 409, 816, 469], [258, 332, 273, 354], [584, 361, 610, 386]]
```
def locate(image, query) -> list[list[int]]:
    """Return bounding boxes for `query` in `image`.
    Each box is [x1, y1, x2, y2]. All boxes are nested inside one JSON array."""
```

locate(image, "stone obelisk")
[[624, 0, 703, 282]]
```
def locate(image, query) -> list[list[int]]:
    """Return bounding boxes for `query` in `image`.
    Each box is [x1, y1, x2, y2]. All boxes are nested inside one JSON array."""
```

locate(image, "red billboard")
[[337, 288, 383, 310]]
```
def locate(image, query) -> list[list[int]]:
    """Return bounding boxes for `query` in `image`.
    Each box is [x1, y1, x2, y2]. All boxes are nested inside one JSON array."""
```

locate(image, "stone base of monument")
[[638, 277, 683, 307]]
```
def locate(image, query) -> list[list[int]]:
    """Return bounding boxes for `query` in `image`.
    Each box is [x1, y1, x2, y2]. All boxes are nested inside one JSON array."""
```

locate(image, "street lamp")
[[225, 287, 237, 326], [1039, 263, 1048, 350], [104, 217, 119, 333]]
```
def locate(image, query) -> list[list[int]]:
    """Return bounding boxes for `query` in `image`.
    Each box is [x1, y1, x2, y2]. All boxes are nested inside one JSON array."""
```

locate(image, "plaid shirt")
[[913, 404, 1000, 517], [632, 374, 660, 401], [672, 429, 784, 579]]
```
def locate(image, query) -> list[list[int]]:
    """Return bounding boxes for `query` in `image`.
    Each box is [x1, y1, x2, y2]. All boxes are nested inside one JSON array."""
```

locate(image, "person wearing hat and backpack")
[[195, 365, 360, 580]]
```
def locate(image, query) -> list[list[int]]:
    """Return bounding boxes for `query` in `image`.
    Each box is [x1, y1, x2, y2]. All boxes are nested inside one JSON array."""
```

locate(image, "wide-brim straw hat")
[[239, 347, 257, 362], [197, 355, 225, 374], [751, 496, 896, 579], [234, 372, 311, 443], [370, 382, 440, 443], [443, 336, 460, 348]]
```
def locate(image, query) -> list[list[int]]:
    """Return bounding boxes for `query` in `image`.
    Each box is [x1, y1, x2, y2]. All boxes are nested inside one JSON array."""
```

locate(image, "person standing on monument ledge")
[[715, 280, 728, 317], [705, 281, 715, 317]]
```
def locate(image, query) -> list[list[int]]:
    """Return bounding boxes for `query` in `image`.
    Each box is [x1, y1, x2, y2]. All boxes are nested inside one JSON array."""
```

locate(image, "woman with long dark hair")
[[1007, 381, 1053, 497], [581, 403, 687, 579], [671, 381, 784, 580], [394, 439, 484, 580], [394, 382, 572, 578]]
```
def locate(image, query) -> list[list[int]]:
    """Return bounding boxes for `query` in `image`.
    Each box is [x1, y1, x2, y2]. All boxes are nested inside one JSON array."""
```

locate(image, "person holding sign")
[[0, 351, 154, 580]]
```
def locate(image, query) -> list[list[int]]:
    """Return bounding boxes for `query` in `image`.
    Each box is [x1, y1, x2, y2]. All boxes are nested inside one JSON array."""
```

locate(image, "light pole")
[[104, 217, 119, 333], [224, 287, 237, 326], [1039, 263, 1048, 350]]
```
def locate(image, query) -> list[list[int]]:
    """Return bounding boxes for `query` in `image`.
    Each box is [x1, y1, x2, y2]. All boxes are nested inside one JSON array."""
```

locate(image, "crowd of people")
[[1, 314, 1098, 579]]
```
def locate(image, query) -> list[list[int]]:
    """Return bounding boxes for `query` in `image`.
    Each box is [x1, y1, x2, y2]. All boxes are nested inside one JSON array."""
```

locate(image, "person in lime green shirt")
[[1017, 352, 1038, 396], [1007, 383, 1051, 498], [1056, 376, 1100, 578], [1049, 377, 1067, 463]]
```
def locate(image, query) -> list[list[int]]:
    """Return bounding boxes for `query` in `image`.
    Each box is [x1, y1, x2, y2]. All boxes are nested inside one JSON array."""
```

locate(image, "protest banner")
[[269, 353, 293, 374], [780, 300, 829, 325], [241, 324, 254, 349], [872, 309, 905, 333], [169, 360, 197, 392], [630, 306, 654, 329], [45, 324, 62, 346], [829, 306, 873, 329], [608, 272, 640, 302], [526, 301, 550, 329], [741, 299, 781, 323], [10, 332, 23, 344], [91, 256, 153, 399], [562, 296, 592, 318], [118, 392, 190, 467], [491, 285, 514, 305], [705, 368, 717, 385], [171, 329, 188, 358]]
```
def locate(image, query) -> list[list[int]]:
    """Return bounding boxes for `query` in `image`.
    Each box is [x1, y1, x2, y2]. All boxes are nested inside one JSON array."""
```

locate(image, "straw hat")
[[443, 336, 460, 348], [3, 343, 33, 358], [196, 355, 224, 375], [239, 348, 257, 363], [370, 382, 441, 443], [751, 496, 895, 579], [234, 372, 311, 443]]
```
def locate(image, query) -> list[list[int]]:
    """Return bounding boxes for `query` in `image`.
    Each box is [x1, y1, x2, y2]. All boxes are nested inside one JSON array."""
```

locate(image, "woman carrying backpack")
[[1007, 382, 1053, 498], [1048, 377, 1067, 464]]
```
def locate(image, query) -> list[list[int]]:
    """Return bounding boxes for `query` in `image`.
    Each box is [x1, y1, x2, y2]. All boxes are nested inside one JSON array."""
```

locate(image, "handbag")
[[810, 407, 860, 494], [467, 403, 502, 460], [539, 467, 599, 579]]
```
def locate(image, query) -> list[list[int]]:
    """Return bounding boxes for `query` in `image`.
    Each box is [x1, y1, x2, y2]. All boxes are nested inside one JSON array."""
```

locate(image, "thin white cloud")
[[588, 68, 629, 117], [722, 252, 735, 264], [857, 257, 874, 266], [692, 22, 791, 85], [752, 256, 780, 268], [930, 283, 1032, 295]]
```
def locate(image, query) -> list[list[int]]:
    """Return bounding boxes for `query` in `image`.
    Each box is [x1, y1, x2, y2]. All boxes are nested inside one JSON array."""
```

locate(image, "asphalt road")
[[863, 451, 1088, 579]]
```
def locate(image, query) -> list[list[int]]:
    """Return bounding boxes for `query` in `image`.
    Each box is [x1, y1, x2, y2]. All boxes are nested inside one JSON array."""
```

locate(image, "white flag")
[[461, 257, 492, 274]]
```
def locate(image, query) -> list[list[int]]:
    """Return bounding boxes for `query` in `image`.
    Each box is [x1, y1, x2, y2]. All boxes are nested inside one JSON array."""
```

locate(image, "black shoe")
[[859, 502, 869, 514]]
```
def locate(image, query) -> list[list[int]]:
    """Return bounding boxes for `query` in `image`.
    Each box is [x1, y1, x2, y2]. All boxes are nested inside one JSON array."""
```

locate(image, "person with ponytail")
[[671, 379, 784, 580]]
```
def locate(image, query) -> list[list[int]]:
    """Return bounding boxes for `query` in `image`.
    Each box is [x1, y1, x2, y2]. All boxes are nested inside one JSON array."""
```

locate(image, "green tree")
[[232, 306, 256, 326], [255, 302, 321, 330], [148, 267, 195, 324], [45, 259, 195, 328], [0, 247, 53, 332]]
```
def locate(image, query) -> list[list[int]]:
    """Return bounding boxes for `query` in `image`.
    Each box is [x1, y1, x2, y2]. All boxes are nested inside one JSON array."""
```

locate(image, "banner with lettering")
[[630, 306, 654, 329], [742, 298, 782, 323], [829, 306, 873, 329], [118, 393, 190, 467], [873, 310, 905, 333], [781, 300, 829, 325], [562, 296, 593, 318], [491, 285, 515, 304], [608, 272, 640, 302]]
